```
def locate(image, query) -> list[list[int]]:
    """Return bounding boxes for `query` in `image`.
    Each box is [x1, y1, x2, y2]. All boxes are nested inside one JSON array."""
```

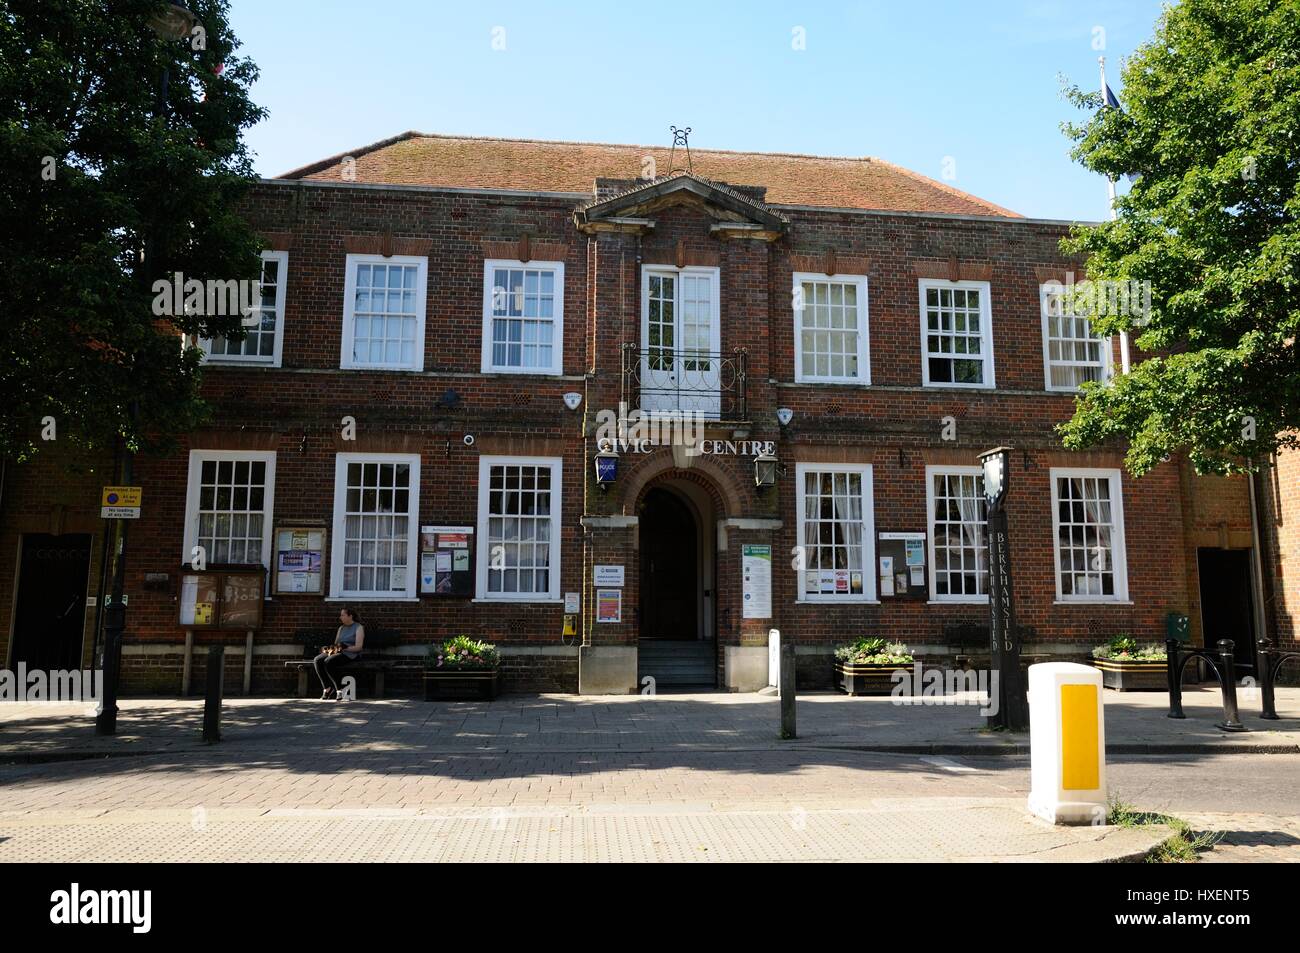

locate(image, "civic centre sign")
[[609, 438, 776, 456]]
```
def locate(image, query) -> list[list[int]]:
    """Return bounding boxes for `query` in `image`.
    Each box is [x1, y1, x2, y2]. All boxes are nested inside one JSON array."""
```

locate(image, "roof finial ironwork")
[[668, 125, 692, 175]]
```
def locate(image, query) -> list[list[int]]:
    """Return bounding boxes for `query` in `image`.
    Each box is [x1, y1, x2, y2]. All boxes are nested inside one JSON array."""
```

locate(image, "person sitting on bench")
[[314, 605, 366, 699]]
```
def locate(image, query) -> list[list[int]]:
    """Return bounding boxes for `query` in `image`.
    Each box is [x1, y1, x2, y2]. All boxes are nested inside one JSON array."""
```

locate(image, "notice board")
[[877, 532, 928, 601], [420, 525, 474, 596], [178, 566, 267, 629], [273, 526, 326, 594]]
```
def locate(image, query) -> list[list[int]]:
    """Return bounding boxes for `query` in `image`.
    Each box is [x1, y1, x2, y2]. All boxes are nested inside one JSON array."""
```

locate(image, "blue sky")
[[229, 0, 1167, 222]]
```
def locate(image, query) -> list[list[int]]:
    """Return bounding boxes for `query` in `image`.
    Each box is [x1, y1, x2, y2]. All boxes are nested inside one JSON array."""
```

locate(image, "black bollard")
[[1257, 636, 1279, 721], [779, 642, 796, 740], [1166, 638, 1185, 719], [1214, 639, 1248, 733], [202, 645, 224, 743]]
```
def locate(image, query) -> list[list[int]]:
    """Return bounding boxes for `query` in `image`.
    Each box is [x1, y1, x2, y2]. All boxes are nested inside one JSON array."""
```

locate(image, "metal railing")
[[1256, 635, 1300, 720], [1166, 638, 1248, 731], [620, 344, 748, 421]]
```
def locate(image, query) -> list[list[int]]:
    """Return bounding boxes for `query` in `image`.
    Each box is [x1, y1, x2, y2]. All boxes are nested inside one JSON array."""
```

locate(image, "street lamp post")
[[978, 446, 1029, 731]]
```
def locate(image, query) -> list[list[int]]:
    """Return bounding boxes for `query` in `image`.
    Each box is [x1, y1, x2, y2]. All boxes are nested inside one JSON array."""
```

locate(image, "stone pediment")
[[574, 172, 787, 240]]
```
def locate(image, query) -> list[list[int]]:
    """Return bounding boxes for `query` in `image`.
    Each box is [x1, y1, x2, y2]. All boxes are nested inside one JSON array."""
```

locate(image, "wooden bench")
[[285, 628, 412, 698]]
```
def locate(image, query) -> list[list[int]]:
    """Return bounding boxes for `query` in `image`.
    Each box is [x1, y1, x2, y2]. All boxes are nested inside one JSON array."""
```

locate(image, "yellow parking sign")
[[101, 486, 142, 519]]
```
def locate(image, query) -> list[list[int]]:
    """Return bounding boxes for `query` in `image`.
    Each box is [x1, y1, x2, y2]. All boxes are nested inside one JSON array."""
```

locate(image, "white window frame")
[[925, 465, 989, 604], [475, 455, 563, 602], [1050, 467, 1130, 603], [792, 272, 870, 385], [639, 264, 723, 418], [1040, 284, 1113, 392], [200, 250, 288, 367], [340, 253, 427, 372], [794, 462, 877, 603], [329, 452, 421, 600], [480, 259, 565, 375], [918, 278, 996, 389], [182, 449, 277, 570]]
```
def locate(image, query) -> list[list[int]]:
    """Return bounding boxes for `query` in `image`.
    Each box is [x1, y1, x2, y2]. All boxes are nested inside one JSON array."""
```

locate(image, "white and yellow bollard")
[[1027, 662, 1107, 825]]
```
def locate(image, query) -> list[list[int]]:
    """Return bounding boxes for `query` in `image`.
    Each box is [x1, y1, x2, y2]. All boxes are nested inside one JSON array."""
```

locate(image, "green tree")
[[0, 0, 266, 461], [1059, 0, 1300, 475]]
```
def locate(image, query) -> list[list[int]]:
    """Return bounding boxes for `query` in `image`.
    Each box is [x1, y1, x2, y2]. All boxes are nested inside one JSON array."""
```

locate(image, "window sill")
[[794, 599, 881, 606], [202, 359, 281, 368], [339, 364, 425, 373], [927, 599, 989, 606], [471, 598, 565, 605], [324, 596, 420, 603], [1053, 599, 1134, 606], [792, 377, 872, 387], [479, 367, 565, 377]]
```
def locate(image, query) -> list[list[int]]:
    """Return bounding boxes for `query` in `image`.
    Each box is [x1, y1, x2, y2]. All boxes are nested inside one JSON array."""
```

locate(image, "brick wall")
[[1259, 449, 1300, 651], [0, 174, 1261, 694]]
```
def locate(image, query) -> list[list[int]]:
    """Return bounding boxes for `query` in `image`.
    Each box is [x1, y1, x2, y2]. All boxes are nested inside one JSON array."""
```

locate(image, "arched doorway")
[[638, 481, 717, 687]]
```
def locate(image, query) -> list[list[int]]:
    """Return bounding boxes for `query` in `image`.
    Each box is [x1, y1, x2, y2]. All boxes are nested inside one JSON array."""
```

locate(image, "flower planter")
[[834, 660, 911, 696], [1091, 658, 1167, 692], [423, 669, 500, 701]]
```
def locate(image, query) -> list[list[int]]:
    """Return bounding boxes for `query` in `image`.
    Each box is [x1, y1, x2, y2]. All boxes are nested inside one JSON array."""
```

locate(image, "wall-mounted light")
[[563, 392, 583, 411], [754, 451, 780, 491], [777, 407, 794, 427], [594, 440, 619, 490]]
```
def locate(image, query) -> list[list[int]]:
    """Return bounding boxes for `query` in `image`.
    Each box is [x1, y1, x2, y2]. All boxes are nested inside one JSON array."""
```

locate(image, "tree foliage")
[[0, 0, 266, 461], [1059, 0, 1300, 475]]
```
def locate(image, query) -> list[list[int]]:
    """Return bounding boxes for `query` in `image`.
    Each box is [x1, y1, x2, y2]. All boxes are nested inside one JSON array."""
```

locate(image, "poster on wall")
[[742, 544, 772, 619], [594, 565, 625, 587], [596, 589, 622, 623]]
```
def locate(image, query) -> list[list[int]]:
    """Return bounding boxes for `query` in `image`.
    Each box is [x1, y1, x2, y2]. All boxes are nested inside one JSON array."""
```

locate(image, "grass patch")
[[1107, 795, 1222, 863]]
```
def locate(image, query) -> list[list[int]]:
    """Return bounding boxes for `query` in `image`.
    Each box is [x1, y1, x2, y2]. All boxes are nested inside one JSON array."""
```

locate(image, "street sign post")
[[101, 486, 142, 519], [979, 447, 1030, 731]]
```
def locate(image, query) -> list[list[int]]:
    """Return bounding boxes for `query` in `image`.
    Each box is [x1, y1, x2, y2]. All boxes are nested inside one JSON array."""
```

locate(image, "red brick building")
[[2, 132, 1288, 695]]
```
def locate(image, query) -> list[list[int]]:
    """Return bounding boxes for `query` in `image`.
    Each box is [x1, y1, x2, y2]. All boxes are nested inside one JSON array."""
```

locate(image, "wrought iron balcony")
[[620, 343, 748, 421]]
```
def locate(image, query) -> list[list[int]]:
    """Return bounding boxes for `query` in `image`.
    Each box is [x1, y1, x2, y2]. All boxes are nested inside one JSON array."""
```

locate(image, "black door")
[[10, 534, 91, 672], [639, 488, 698, 641], [1197, 548, 1256, 678]]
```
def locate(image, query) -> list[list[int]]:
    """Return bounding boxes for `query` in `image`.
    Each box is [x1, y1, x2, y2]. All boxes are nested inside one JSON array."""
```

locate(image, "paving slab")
[[1, 686, 1297, 760], [0, 797, 1169, 863]]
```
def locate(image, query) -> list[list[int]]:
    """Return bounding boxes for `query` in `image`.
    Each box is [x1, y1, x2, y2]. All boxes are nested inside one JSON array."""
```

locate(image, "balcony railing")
[[620, 343, 748, 421]]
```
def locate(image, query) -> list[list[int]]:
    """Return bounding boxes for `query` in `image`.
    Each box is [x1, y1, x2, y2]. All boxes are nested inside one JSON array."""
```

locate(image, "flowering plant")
[[834, 637, 914, 665], [426, 635, 500, 671], [1091, 635, 1166, 662]]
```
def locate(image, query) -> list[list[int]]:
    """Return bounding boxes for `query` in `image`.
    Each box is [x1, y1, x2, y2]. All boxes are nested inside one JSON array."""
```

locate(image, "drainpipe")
[[1247, 463, 1270, 652]]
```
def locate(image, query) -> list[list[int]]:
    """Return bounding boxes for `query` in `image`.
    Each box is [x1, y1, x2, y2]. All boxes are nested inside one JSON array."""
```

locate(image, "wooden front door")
[[10, 533, 92, 671], [639, 488, 699, 641]]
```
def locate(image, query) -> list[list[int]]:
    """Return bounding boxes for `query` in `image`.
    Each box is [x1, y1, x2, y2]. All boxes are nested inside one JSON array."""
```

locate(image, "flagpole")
[[1100, 55, 1132, 374]]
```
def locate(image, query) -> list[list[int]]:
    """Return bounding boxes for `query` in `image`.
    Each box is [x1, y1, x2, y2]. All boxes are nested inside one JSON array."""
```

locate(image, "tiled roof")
[[279, 132, 1021, 218]]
